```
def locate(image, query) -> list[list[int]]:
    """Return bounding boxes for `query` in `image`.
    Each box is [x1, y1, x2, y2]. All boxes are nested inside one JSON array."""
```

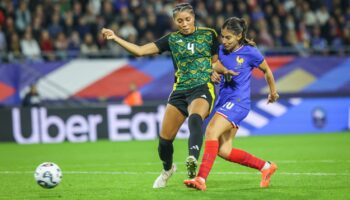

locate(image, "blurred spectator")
[[20, 29, 42, 61], [302, 2, 317, 28], [257, 19, 274, 48], [310, 26, 328, 54], [55, 32, 69, 60], [84, 3, 98, 25], [316, 5, 329, 26], [89, 0, 101, 16], [72, 1, 83, 26], [67, 31, 81, 57], [102, 1, 115, 26], [22, 84, 41, 107], [39, 30, 55, 61], [0, 9, 4, 28], [196, 1, 208, 20], [32, 16, 43, 41], [63, 11, 75, 36], [0, 0, 349, 60], [48, 13, 63, 38], [0, 25, 6, 53], [119, 20, 138, 39], [76, 17, 91, 39], [15, 1, 31, 35], [8, 33, 21, 62], [80, 33, 98, 57], [343, 27, 350, 48], [96, 32, 107, 50], [123, 83, 143, 106], [5, 17, 16, 42], [136, 17, 148, 39], [106, 23, 128, 56]]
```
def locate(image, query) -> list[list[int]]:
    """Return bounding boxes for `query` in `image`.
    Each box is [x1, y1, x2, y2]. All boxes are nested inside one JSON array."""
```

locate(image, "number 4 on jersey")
[[187, 43, 195, 54]]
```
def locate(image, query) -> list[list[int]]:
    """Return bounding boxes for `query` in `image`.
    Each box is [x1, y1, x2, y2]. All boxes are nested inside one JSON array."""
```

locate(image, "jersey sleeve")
[[210, 30, 220, 55], [154, 34, 170, 53], [250, 47, 264, 68]]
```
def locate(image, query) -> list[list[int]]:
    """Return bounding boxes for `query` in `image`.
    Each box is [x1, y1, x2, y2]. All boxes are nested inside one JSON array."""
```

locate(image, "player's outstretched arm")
[[212, 58, 236, 74], [101, 28, 159, 57], [258, 60, 279, 103], [211, 58, 239, 83]]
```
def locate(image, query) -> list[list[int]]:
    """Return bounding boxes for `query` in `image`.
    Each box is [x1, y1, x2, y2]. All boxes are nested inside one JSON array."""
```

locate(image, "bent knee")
[[205, 128, 219, 140], [218, 145, 231, 159]]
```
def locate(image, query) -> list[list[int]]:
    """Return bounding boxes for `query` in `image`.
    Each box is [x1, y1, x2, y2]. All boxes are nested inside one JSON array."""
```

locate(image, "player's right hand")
[[101, 28, 116, 40], [224, 69, 239, 77]]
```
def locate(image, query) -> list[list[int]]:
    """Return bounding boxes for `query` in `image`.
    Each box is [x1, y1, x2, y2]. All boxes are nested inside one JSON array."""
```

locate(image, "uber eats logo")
[[11, 105, 189, 144]]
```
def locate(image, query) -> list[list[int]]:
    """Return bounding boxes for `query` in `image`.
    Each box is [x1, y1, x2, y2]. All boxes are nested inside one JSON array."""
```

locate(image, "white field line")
[[45, 160, 350, 167], [2, 160, 349, 169], [0, 171, 349, 176]]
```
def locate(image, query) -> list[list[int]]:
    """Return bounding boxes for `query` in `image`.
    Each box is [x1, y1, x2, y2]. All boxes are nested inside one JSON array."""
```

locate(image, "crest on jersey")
[[236, 56, 244, 65]]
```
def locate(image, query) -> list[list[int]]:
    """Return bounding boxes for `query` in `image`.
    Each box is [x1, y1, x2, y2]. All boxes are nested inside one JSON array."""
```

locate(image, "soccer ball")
[[34, 162, 62, 189]]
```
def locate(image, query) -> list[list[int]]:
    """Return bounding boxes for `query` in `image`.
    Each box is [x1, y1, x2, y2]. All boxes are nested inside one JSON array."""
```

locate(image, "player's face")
[[221, 28, 242, 52], [174, 11, 195, 35]]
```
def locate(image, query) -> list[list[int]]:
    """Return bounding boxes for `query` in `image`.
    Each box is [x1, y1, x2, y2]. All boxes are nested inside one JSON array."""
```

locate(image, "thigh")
[[160, 104, 186, 140], [205, 113, 232, 140], [187, 83, 216, 119], [188, 98, 210, 119], [168, 90, 188, 117]]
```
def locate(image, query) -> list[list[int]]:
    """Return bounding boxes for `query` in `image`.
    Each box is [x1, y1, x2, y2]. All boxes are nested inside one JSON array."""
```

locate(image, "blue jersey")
[[217, 44, 264, 109]]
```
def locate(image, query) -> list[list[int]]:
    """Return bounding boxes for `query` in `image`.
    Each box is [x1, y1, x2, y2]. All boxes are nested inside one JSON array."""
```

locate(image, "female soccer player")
[[102, 3, 236, 188], [184, 17, 279, 191]]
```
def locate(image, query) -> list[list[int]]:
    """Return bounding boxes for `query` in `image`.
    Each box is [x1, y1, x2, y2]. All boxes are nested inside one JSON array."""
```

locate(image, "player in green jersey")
[[102, 2, 236, 188]]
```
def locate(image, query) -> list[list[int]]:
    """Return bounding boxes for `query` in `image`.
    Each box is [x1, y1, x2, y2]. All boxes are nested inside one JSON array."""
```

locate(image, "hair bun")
[[239, 18, 246, 26]]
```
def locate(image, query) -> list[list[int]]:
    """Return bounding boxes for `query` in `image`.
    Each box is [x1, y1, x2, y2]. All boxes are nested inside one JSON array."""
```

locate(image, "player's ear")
[[236, 33, 242, 41]]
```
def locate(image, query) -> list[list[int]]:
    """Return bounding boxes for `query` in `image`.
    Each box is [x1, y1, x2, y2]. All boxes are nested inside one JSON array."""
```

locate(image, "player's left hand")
[[211, 71, 221, 84], [224, 69, 239, 77], [222, 69, 239, 83], [267, 92, 279, 104]]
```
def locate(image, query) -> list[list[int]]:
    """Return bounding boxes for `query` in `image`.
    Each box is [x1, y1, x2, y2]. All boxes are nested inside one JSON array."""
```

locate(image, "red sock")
[[225, 148, 266, 170], [197, 140, 219, 180]]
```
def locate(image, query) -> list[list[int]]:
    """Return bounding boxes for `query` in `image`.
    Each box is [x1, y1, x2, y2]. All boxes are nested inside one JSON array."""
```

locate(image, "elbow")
[[134, 52, 143, 57], [134, 45, 150, 57], [133, 49, 145, 57]]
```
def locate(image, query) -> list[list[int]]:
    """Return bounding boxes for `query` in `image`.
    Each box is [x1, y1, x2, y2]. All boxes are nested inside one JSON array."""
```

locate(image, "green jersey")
[[155, 27, 219, 91]]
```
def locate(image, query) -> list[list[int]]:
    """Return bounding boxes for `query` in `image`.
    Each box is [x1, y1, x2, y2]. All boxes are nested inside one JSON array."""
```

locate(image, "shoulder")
[[242, 45, 264, 65], [197, 27, 218, 37], [218, 44, 225, 53], [159, 31, 177, 40], [241, 45, 262, 56]]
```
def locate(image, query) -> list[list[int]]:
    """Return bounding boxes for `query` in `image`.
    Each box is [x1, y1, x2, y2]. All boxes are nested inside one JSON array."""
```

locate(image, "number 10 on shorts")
[[223, 102, 234, 110]]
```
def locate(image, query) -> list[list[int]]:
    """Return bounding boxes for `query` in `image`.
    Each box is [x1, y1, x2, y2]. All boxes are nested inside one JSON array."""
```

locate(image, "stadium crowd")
[[0, 0, 349, 62]]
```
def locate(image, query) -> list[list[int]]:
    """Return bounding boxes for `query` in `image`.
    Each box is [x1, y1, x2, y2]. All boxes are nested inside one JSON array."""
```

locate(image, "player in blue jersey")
[[184, 17, 279, 191]]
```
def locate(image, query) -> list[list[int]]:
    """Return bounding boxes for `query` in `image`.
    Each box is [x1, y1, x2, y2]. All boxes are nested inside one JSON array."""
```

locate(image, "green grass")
[[0, 132, 350, 200]]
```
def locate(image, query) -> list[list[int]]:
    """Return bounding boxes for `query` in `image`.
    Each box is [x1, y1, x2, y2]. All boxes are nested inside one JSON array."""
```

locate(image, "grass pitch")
[[0, 132, 349, 200]]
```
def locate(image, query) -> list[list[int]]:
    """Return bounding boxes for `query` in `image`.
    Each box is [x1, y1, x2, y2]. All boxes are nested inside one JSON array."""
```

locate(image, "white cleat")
[[152, 164, 177, 188]]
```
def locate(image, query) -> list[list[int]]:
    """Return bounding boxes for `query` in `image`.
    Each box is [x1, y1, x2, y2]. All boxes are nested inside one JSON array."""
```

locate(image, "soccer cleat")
[[185, 155, 198, 178], [152, 164, 176, 188], [184, 177, 207, 191], [260, 162, 278, 188]]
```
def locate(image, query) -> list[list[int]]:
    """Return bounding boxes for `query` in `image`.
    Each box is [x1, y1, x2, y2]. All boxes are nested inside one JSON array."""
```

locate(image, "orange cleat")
[[260, 162, 278, 188], [184, 177, 207, 191]]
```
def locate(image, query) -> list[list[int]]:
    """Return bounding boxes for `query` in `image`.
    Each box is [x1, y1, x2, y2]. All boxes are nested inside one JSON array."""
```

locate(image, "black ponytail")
[[222, 17, 256, 46]]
